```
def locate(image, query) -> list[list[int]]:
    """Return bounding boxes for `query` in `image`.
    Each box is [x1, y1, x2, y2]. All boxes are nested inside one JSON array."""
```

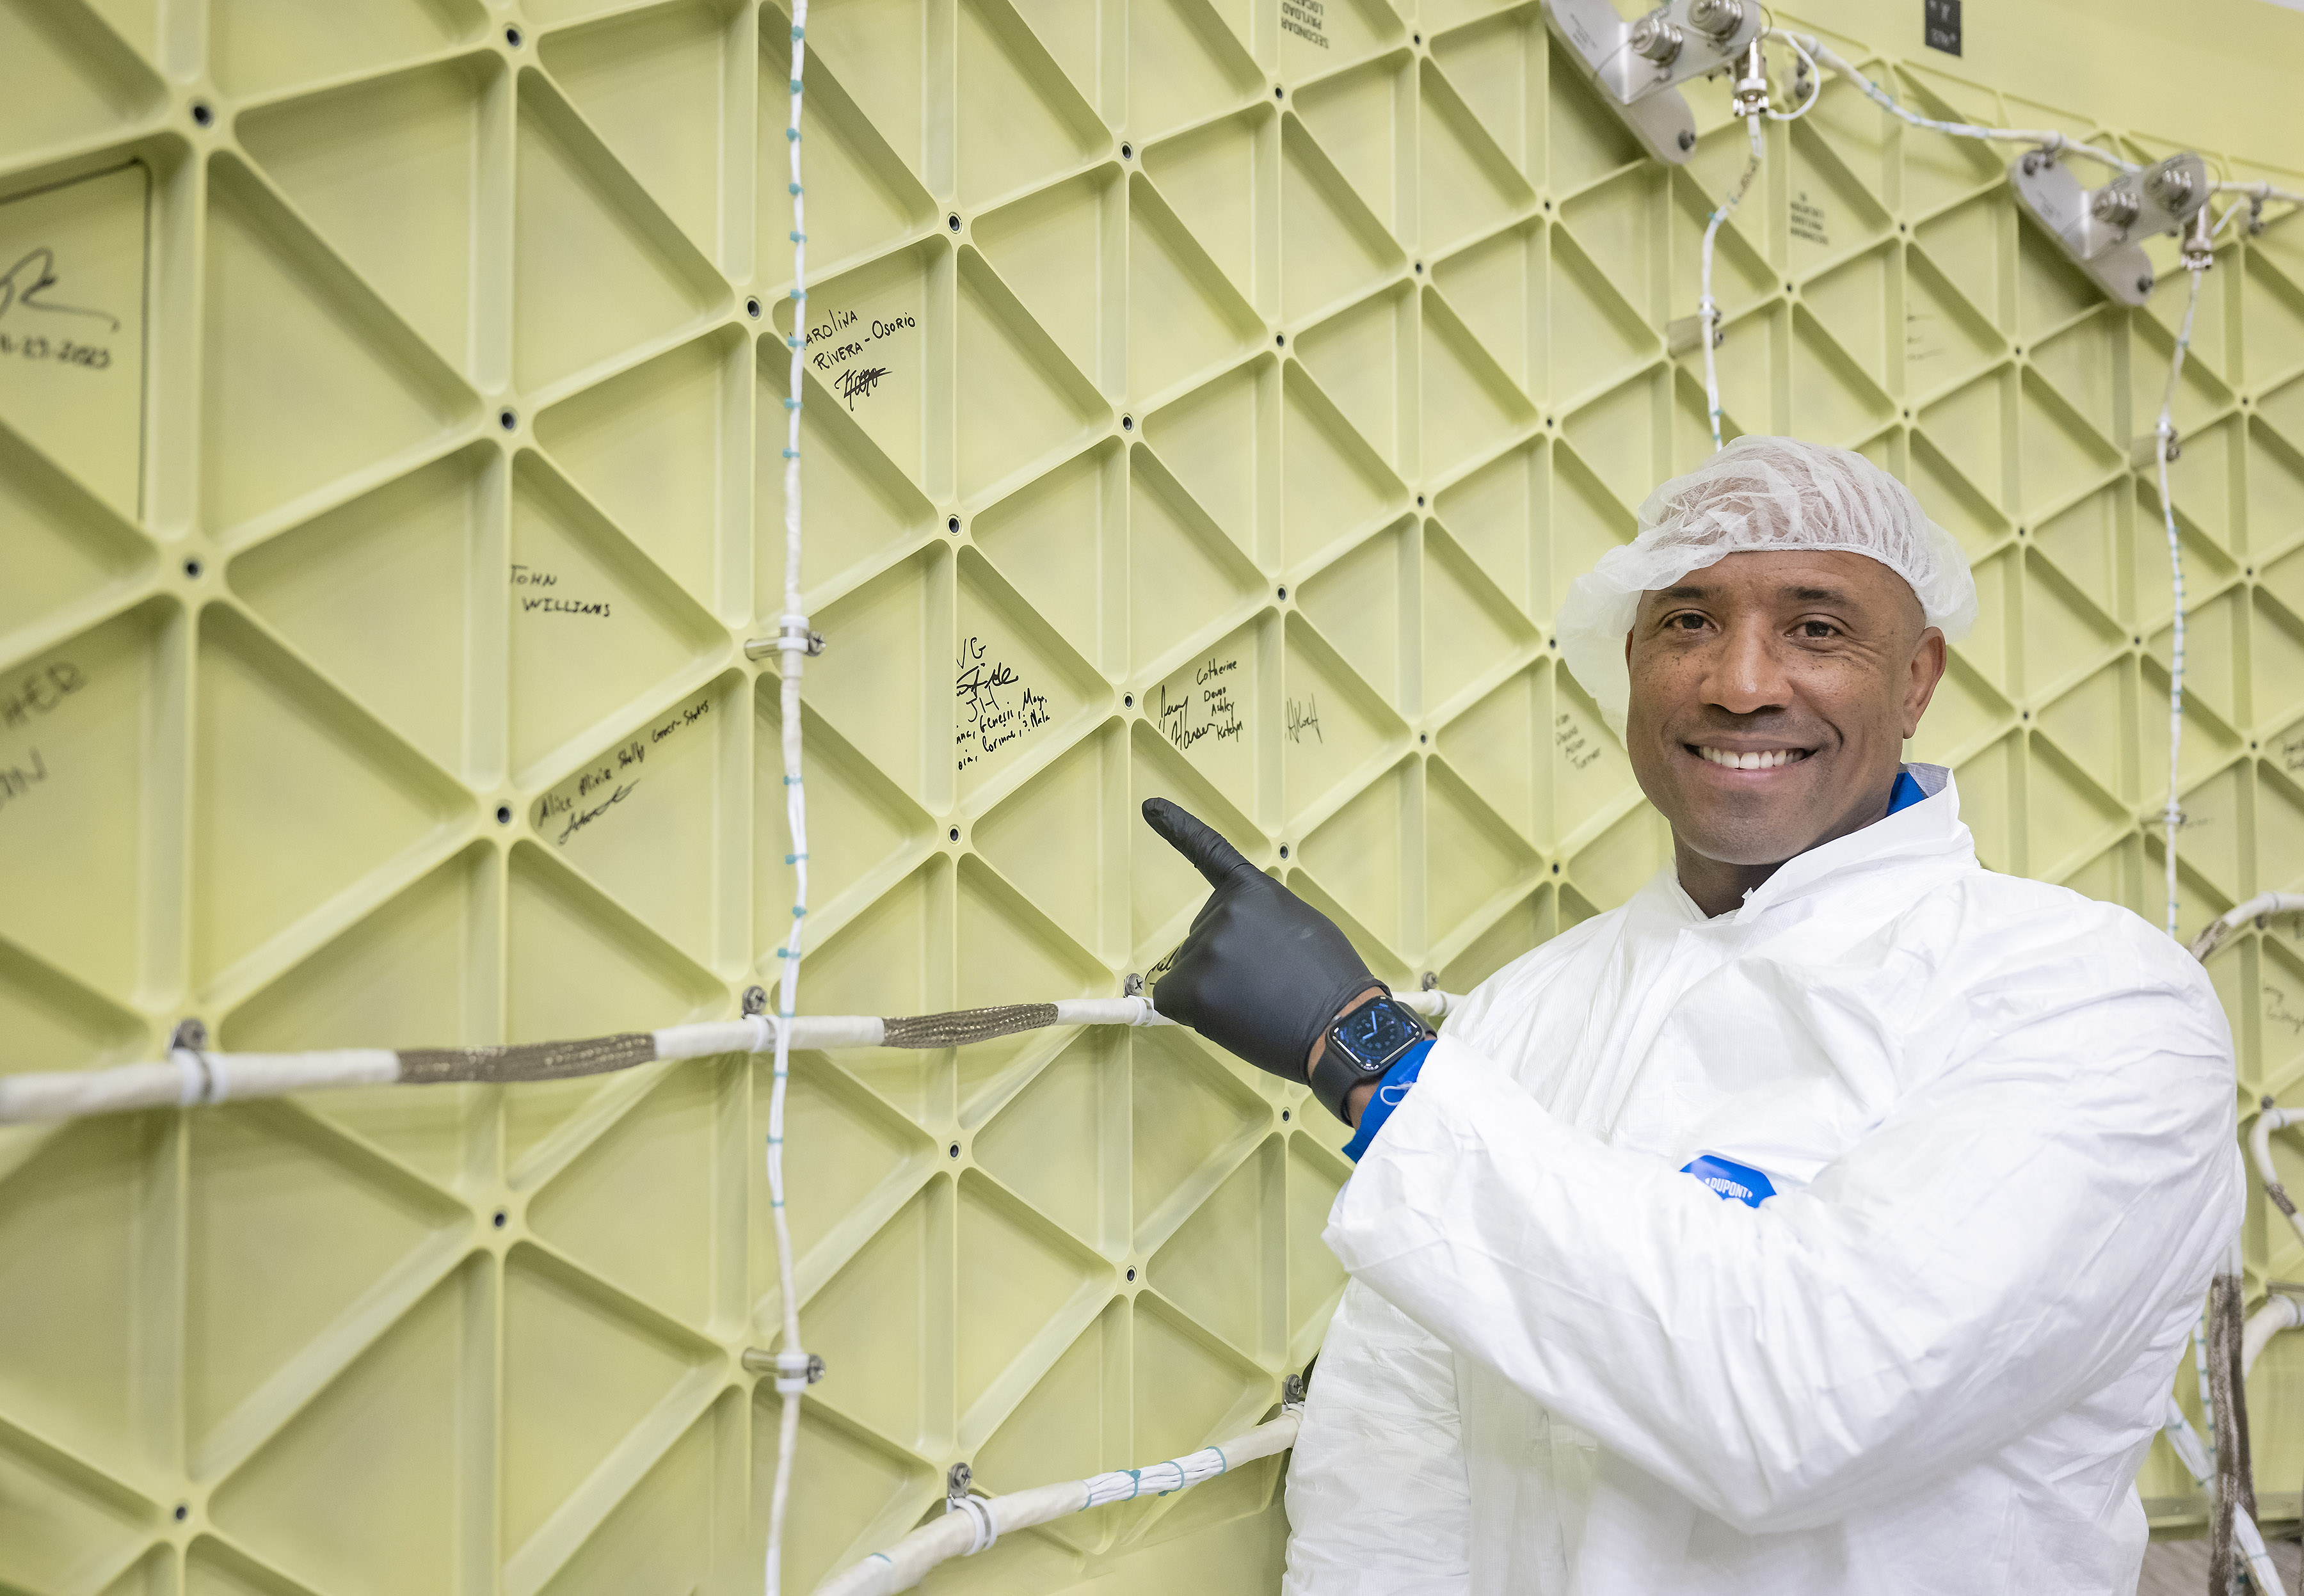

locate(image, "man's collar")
[[1646, 763, 1969, 925]]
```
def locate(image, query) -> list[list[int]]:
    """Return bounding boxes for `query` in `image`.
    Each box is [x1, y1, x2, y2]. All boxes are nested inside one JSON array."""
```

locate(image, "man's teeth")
[[1696, 746, 1806, 770]]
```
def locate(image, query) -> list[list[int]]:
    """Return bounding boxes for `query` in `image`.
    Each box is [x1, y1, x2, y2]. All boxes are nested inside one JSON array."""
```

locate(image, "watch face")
[[1335, 1000, 1419, 1070]]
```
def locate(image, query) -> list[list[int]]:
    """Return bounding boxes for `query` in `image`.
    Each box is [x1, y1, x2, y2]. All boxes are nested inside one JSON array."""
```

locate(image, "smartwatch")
[[1309, 991, 1433, 1124]]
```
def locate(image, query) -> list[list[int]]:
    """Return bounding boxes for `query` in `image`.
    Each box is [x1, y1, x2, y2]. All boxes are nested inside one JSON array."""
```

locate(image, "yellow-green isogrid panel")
[[4, 0, 2304, 1588]]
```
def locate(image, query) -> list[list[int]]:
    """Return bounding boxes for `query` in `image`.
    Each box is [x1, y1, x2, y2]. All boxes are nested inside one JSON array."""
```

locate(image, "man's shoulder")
[[1916, 865, 2213, 1000]]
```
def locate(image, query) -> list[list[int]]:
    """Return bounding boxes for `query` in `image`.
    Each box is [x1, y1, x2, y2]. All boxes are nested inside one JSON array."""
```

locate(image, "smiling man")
[[1140, 436, 2239, 1593]]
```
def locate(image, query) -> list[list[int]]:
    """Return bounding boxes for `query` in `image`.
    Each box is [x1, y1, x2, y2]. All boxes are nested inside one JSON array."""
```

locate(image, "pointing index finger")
[[1141, 797, 1254, 888]]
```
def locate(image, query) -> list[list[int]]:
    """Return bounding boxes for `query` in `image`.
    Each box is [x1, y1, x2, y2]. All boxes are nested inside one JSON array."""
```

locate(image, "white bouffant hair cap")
[[1555, 435, 1978, 737]]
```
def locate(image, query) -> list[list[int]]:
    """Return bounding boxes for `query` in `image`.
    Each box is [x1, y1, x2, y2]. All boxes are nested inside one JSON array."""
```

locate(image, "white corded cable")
[[1772, 31, 2136, 173], [1763, 31, 1821, 123], [1700, 113, 1766, 453], [2157, 258, 2207, 941], [0, 990, 1463, 1125], [766, 8, 813, 1592], [813, 1405, 1304, 1596]]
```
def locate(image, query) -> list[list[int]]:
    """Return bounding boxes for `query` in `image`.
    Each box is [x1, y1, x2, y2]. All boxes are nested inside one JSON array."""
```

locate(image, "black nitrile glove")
[[1142, 797, 1382, 1082]]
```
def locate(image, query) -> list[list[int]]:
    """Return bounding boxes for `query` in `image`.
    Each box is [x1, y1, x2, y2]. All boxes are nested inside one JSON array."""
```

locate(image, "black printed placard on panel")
[[1924, 0, 1962, 56]]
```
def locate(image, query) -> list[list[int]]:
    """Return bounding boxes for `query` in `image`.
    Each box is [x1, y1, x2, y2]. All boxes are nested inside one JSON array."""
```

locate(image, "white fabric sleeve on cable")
[[1281, 1279, 1473, 1595], [1325, 930, 2240, 1538]]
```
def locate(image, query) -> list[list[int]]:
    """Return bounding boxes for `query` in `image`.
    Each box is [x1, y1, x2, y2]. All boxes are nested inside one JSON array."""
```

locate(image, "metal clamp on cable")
[[945, 1463, 998, 1554], [169, 1018, 229, 1107], [744, 612, 826, 660], [744, 1346, 826, 1393]]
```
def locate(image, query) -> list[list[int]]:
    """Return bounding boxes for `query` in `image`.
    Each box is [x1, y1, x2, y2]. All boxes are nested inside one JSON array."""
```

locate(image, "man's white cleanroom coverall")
[[1284, 768, 2241, 1594]]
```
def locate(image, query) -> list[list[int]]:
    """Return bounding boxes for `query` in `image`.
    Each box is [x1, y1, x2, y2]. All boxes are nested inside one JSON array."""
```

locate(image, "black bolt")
[[1126, 1266, 1138, 1281], [174, 1503, 189, 1522], [949, 1142, 961, 1158], [495, 804, 513, 825], [1677, 129, 1695, 152], [948, 213, 963, 232], [493, 1208, 508, 1227], [1124, 692, 1134, 706], [1542, 198, 1553, 211], [1414, 261, 1424, 274], [183, 557, 202, 579], [1276, 86, 1285, 98], [1279, 845, 1290, 859], [746, 297, 762, 318], [499, 408, 518, 431], [1277, 585, 1288, 600], [504, 24, 523, 46], [1276, 332, 1286, 346], [1413, 32, 1422, 44], [1121, 143, 1133, 159], [1121, 414, 1133, 431], [1551, 862, 1561, 874], [948, 514, 961, 534], [191, 102, 213, 128], [949, 826, 961, 843], [1420, 732, 1428, 744], [1416, 494, 1426, 507], [1281, 1109, 1291, 1121]]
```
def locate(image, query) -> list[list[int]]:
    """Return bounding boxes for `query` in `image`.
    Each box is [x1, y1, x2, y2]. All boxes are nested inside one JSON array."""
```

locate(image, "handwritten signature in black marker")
[[836, 365, 890, 410], [0, 247, 121, 331], [556, 780, 636, 844]]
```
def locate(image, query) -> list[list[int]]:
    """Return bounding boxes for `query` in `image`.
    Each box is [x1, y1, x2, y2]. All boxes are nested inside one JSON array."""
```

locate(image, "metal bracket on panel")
[[744, 626, 826, 661], [1539, 0, 1762, 166], [1667, 315, 1719, 356], [2130, 429, 2181, 468], [170, 1017, 209, 1052], [2008, 150, 2210, 307], [742, 1347, 826, 1383]]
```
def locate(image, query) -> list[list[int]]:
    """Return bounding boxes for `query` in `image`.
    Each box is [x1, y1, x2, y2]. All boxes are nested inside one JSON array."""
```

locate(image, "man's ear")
[[1901, 628, 1948, 741]]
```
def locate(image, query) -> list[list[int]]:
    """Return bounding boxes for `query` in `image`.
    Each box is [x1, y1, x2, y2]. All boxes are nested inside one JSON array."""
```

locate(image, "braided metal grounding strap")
[[396, 1033, 656, 1084], [881, 1003, 1058, 1049]]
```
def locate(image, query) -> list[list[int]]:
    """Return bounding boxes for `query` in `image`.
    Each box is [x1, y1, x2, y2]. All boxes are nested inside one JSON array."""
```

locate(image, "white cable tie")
[[172, 1048, 207, 1107], [205, 1053, 233, 1105], [748, 1012, 776, 1053], [774, 1348, 815, 1394], [948, 1492, 998, 1555]]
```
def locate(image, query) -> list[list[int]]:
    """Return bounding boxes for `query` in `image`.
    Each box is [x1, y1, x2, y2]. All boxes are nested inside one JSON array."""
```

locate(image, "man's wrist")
[[1344, 1078, 1380, 1126]]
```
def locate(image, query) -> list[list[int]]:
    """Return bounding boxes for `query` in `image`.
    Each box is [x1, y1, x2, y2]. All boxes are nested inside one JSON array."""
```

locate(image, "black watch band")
[[1309, 991, 1432, 1123]]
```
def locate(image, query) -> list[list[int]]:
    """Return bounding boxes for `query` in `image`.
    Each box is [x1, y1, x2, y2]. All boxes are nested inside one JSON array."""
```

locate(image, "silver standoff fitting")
[[946, 1461, 975, 1508], [743, 1346, 826, 1393], [1731, 39, 1769, 117], [2180, 198, 2216, 272], [744, 612, 826, 661], [1282, 1371, 1309, 1408]]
